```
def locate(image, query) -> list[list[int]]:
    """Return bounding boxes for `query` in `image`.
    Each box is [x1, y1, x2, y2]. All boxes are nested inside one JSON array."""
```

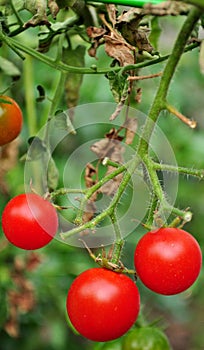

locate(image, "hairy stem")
[[137, 7, 202, 155]]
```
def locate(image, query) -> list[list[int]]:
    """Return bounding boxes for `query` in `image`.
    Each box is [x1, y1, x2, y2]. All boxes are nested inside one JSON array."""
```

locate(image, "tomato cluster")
[[0, 95, 23, 146], [66, 227, 202, 342], [1, 189, 202, 343]]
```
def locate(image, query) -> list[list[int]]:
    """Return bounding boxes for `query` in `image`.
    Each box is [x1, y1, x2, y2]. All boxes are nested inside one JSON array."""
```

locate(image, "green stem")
[[176, 0, 204, 10], [74, 162, 129, 225], [153, 162, 204, 179], [1, 33, 199, 75], [109, 211, 124, 265], [23, 55, 37, 136], [137, 7, 202, 155], [50, 188, 86, 199], [0, 29, 25, 60], [110, 211, 122, 242], [61, 157, 140, 239]]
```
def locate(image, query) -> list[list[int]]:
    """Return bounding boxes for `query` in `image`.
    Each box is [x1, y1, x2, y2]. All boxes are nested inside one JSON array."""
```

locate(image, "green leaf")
[[149, 17, 162, 51], [55, 111, 76, 134], [47, 156, 59, 191], [26, 137, 59, 191], [0, 57, 21, 78], [63, 45, 86, 111]]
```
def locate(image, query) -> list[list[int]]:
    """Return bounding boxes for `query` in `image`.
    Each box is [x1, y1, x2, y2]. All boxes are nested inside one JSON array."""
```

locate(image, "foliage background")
[[0, 4, 204, 350]]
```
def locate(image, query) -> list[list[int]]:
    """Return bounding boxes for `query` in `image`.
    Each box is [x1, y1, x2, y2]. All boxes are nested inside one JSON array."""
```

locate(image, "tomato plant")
[[66, 268, 140, 342], [0, 95, 23, 146], [134, 227, 202, 295], [0, 1, 204, 348], [2, 193, 58, 250], [122, 326, 171, 350]]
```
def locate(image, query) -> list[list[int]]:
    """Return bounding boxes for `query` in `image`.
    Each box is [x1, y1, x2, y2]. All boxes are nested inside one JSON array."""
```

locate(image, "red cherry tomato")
[[134, 227, 202, 295], [66, 268, 140, 342], [2, 193, 58, 250], [0, 95, 23, 146]]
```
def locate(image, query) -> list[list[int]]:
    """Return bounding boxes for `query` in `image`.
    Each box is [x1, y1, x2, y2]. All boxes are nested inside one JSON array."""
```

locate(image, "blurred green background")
[[0, 12, 204, 350]]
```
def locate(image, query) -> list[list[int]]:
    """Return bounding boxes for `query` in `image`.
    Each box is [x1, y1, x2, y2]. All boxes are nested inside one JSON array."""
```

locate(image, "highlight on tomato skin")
[[134, 227, 202, 295], [66, 267, 140, 342], [2, 193, 58, 250], [0, 95, 23, 146]]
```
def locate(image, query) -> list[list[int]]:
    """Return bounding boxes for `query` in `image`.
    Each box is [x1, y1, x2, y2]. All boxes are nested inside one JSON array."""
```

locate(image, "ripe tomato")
[[122, 326, 171, 350], [66, 268, 140, 342], [2, 193, 58, 250], [134, 227, 202, 295], [0, 95, 23, 146]]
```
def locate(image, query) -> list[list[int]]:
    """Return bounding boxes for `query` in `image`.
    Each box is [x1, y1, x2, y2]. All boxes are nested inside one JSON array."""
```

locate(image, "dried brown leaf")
[[86, 26, 106, 58], [0, 139, 20, 195], [82, 200, 97, 224], [91, 129, 125, 196], [26, 252, 43, 271], [104, 33, 135, 66], [144, 1, 190, 16], [85, 163, 97, 189], [106, 4, 117, 27], [99, 169, 123, 196], [86, 26, 106, 39], [4, 316, 19, 338], [117, 7, 144, 25], [105, 128, 123, 141], [135, 87, 142, 104], [48, 0, 59, 19], [124, 117, 138, 145]]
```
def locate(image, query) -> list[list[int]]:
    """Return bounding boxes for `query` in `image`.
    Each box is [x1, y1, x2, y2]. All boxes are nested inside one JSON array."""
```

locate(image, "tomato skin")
[[2, 193, 58, 250], [66, 268, 140, 342], [0, 95, 23, 146], [134, 228, 202, 295]]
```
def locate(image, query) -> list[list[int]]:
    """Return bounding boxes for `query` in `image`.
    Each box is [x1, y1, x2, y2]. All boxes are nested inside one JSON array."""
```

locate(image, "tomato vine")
[[0, 0, 204, 347]]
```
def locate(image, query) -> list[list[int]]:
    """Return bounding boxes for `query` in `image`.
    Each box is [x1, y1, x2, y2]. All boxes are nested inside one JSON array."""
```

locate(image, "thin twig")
[[127, 72, 163, 81], [166, 103, 197, 129]]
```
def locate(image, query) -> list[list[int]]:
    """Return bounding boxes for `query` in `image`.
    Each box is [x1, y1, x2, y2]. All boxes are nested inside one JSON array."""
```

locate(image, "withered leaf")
[[63, 45, 86, 116], [116, 8, 153, 53], [123, 117, 138, 145], [144, 1, 190, 16], [105, 128, 124, 141], [4, 317, 19, 338], [87, 26, 106, 59], [99, 169, 123, 196], [48, 0, 59, 19], [85, 163, 97, 189], [82, 200, 97, 224], [26, 252, 43, 271], [91, 137, 124, 162], [83, 163, 98, 223], [104, 32, 135, 66], [135, 87, 142, 104], [91, 129, 125, 195], [86, 26, 106, 39], [117, 7, 144, 26], [106, 4, 117, 27], [0, 138, 19, 195]]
